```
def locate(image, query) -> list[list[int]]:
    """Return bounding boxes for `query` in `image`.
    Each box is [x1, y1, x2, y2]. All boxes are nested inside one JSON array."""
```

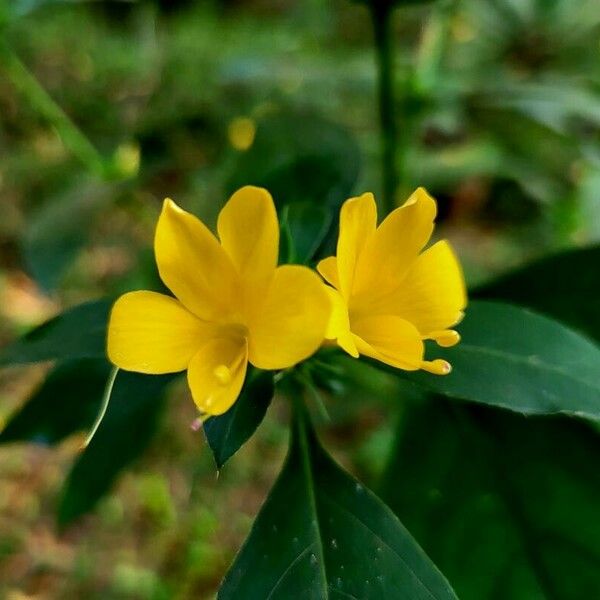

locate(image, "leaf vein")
[[318, 491, 441, 600], [458, 344, 600, 392], [265, 542, 317, 600]]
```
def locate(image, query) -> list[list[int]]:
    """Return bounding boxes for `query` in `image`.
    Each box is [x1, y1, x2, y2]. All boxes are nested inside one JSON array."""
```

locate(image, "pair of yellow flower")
[[107, 186, 466, 416]]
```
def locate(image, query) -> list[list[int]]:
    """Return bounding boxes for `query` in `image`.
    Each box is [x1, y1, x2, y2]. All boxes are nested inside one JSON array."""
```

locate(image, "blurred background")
[[1, 0, 599, 597]]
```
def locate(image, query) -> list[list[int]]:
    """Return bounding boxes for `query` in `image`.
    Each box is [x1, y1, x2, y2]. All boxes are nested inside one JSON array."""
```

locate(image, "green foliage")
[[203, 368, 274, 470], [226, 112, 361, 212], [1, 0, 600, 596], [219, 403, 457, 599], [58, 370, 174, 527], [22, 178, 117, 291], [280, 202, 332, 265], [405, 0, 600, 242], [475, 245, 600, 342], [402, 300, 600, 419], [354, 0, 436, 10], [0, 358, 110, 445], [0, 298, 112, 366], [381, 395, 600, 599]]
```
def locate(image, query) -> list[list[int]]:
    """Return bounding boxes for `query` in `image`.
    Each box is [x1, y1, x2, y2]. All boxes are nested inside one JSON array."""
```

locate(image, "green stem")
[[0, 43, 109, 178], [297, 371, 330, 423], [371, 3, 399, 214]]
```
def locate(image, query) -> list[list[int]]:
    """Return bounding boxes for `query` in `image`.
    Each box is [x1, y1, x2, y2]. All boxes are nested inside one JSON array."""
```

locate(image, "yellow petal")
[[187, 336, 248, 416], [391, 240, 467, 335], [351, 315, 424, 371], [155, 198, 238, 321], [353, 187, 436, 298], [247, 265, 331, 369], [217, 186, 278, 286], [107, 291, 211, 374], [317, 256, 340, 289], [337, 193, 377, 300], [323, 286, 358, 357]]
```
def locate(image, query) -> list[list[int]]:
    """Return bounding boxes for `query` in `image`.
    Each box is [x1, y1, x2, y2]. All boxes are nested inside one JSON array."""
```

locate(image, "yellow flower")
[[317, 188, 467, 375], [107, 186, 331, 415]]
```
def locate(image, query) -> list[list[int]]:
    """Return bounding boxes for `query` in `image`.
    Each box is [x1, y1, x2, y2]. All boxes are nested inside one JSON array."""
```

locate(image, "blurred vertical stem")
[[0, 43, 108, 178], [371, 2, 399, 214]]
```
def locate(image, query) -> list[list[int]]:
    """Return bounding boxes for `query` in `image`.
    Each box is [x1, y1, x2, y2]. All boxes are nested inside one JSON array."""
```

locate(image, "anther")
[[190, 417, 203, 432], [421, 359, 452, 375], [430, 330, 461, 348]]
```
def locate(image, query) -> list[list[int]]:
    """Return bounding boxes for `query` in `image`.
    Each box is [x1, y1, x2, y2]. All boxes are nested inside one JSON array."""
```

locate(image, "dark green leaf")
[[219, 405, 457, 599], [58, 370, 174, 527], [227, 111, 360, 211], [475, 245, 600, 343], [402, 300, 600, 419], [0, 358, 111, 445], [380, 396, 600, 599], [281, 202, 333, 265], [204, 369, 274, 469], [0, 298, 112, 367]]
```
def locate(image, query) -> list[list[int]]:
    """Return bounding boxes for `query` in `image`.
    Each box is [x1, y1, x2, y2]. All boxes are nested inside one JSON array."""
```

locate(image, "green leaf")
[[58, 370, 174, 527], [475, 245, 600, 343], [380, 396, 600, 599], [227, 111, 360, 211], [203, 369, 274, 470], [402, 300, 600, 419], [22, 177, 116, 291], [0, 358, 111, 445], [0, 298, 112, 367], [219, 404, 457, 599], [280, 202, 333, 264]]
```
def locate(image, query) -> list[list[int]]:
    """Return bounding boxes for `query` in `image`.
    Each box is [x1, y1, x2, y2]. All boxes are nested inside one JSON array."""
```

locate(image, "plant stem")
[[0, 43, 109, 178], [371, 3, 399, 214], [297, 371, 330, 423]]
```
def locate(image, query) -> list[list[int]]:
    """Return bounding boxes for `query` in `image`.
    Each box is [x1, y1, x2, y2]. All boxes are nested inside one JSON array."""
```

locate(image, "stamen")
[[213, 365, 232, 385], [421, 359, 452, 375], [430, 330, 461, 348], [191, 413, 212, 430]]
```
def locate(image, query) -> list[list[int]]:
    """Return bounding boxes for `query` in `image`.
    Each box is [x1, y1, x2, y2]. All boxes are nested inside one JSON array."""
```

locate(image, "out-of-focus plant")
[[1, 0, 600, 598], [406, 0, 600, 246]]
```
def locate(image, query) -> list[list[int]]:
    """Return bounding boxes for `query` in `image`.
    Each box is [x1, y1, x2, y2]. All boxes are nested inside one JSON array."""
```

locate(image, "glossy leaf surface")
[[204, 369, 274, 469], [219, 406, 457, 599], [404, 301, 600, 419]]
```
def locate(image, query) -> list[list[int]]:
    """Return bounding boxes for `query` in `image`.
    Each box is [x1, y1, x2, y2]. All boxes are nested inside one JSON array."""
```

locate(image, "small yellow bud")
[[114, 141, 140, 177], [228, 117, 256, 151]]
